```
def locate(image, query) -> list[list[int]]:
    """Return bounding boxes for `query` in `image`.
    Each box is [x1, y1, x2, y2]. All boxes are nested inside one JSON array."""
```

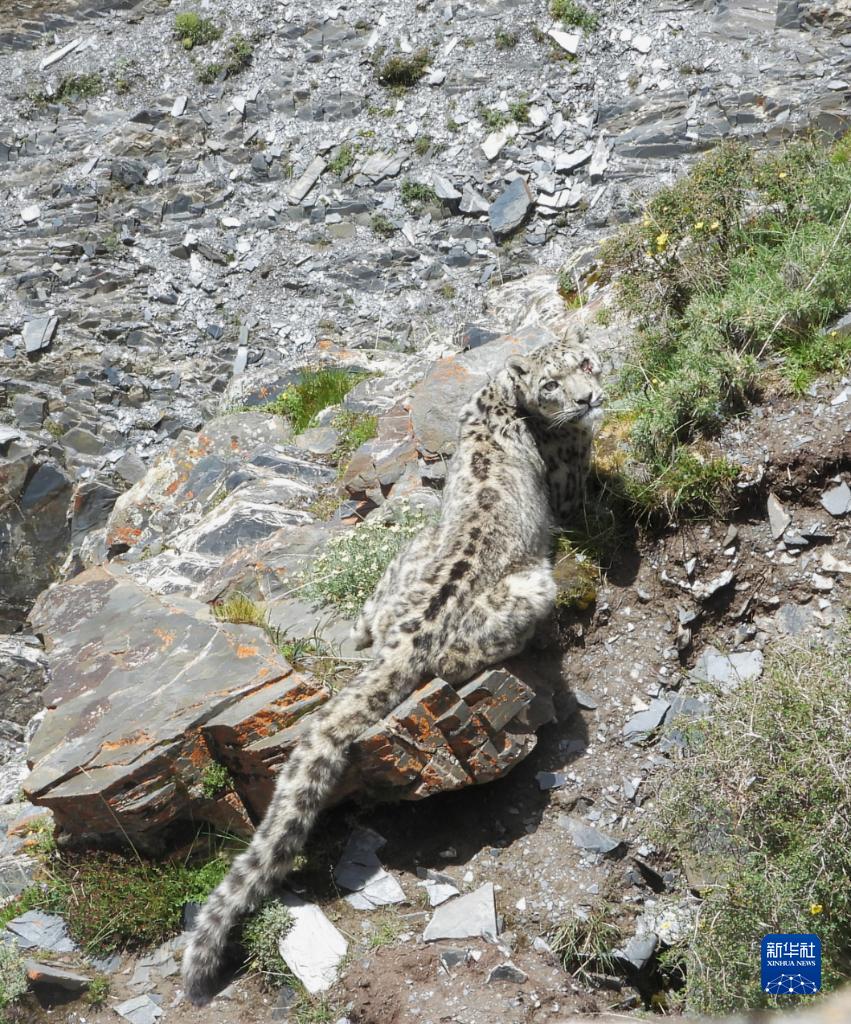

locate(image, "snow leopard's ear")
[[506, 355, 531, 381]]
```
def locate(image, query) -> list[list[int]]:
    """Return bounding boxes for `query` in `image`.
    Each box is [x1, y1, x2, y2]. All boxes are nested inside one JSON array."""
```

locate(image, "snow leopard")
[[182, 331, 604, 1005]]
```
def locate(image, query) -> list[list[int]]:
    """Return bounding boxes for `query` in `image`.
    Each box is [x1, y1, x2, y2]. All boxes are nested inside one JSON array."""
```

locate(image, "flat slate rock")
[[410, 326, 557, 456], [423, 882, 498, 942], [559, 816, 623, 855], [4, 911, 76, 953]]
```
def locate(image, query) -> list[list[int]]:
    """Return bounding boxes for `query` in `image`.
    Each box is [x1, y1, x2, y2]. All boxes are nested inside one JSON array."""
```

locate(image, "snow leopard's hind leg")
[[436, 560, 556, 684]]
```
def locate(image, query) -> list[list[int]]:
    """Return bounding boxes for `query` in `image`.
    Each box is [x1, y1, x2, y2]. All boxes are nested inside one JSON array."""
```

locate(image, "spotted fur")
[[181, 331, 603, 1005]]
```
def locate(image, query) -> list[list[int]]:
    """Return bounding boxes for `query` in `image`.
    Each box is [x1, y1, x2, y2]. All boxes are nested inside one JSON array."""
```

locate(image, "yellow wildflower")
[[642, 214, 651, 227], [656, 231, 669, 250], [810, 903, 823, 915], [709, 219, 721, 231], [694, 220, 704, 230], [779, 171, 788, 179]]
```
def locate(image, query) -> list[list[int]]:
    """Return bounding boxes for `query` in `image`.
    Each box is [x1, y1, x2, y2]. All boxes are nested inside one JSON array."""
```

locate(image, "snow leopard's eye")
[[541, 380, 560, 393]]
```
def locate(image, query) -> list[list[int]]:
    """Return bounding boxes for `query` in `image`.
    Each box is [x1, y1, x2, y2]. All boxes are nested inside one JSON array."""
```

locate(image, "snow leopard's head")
[[506, 333, 604, 429]]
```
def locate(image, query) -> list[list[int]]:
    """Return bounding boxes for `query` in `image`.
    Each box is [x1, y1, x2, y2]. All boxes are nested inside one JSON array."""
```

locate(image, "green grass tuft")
[[400, 180, 438, 211], [200, 760, 233, 798], [653, 636, 851, 1015], [495, 29, 519, 49], [375, 50, 430, 88], [333, 411, 378, 473], [54, 73, 103, 101], [174, 11, 222, 49], [328, 143, 356, 176], [550, 0, 598, 30], [263, 368, 372, 433]]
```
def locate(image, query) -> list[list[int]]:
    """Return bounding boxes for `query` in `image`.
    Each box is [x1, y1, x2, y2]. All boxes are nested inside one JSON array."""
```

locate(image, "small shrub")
[[508, 99, 530, 124], [224, 34, 253, 75], [413, 135, 432, 157], [479, 105, 509, 130], [201, 760, 233, 798], [328, 143, 355, 176], [495, 29, 519, 49], [400, 180, 438, 211], [653, 638, 851, 1014], [301, 507, 434, 618], [0, 944, 27, 1016], [263, 368, 373, 433], [550, 0, 598, 30], [197, 62, 222, 84], [370, 213, 397, 237], [375, 49, 430, 87], [84, 975, 110, 1007], [174, 11, 222, 49], [55, 73, 103, 101], [243, 900, 294, 986], [333, 411, 378, 471]]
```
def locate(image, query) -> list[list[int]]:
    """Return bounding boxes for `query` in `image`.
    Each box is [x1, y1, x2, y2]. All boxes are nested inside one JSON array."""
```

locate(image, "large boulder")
[[22, 332, 565, 848]]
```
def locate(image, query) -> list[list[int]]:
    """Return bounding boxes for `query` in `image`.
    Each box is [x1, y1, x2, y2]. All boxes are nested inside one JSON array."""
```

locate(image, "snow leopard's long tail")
[[181, 644, 418, 1006]]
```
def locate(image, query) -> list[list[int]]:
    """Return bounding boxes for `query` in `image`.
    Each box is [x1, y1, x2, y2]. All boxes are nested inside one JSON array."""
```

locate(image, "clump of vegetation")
[[201, 760, 233, 798], [263, 367, 372, 433], [243, 900, 294, 986], [413, 135, 432, 157], [371, 213, 397, 237], [301, 506, 435, 617], [54, 73, 104, 102], [84, 975, 110, 1008], [0, 944, 27, 1019], [4, 838, 232, 956], [495, 29, 519, 49], [653, 637, 851, 1015], [478, 105, 509, 130], [400, 179, 438, 211], [550, 0, 598, 30], [553, 536, 599, 611], [508, 98, 530, 124], [213, 592, 268, 630], [550, 904, 622, 981], [333, 410, 378, 471], [328, 143, 356, 176], [197, 34, 252, 84], [375, 49, 430, 88], [174, 11, 222, 49], [601, 136, 851, 520]]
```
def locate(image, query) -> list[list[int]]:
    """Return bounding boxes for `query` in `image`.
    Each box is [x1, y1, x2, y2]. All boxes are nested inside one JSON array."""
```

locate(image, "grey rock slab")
[[623, 698, 671, 741], [459, 185, 489, 214], [691, 647, 763, 689], [40, 37, 81, 69], [277, 891, 348, 994], [486, 961, 528, 984], [613, 932, 658, 969], [22, 317, 58, 354], [691, 569, 735, 601], [20, 205, 40, 224], [535, 771, 568, 790], [288, 156, 326, 203], [821, 550, 851, 574], [423, 882, 498, 942], [489, 178, 533, 238], [4, 911, 77, 953], [432, 172, 461, 202], [559, 817, 623, 855], [114, 994, 163, 1024], [24, 960, 91, 992], [820, 481, 851, 516], [411, 326, 555, 456], [573, 689, 598, 710], [767, 492, 792, 538], [334, 827, 406, 910], [360, 152, 403, 181], [547, 28, 580, 54], [588, 135, 611, 183]]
